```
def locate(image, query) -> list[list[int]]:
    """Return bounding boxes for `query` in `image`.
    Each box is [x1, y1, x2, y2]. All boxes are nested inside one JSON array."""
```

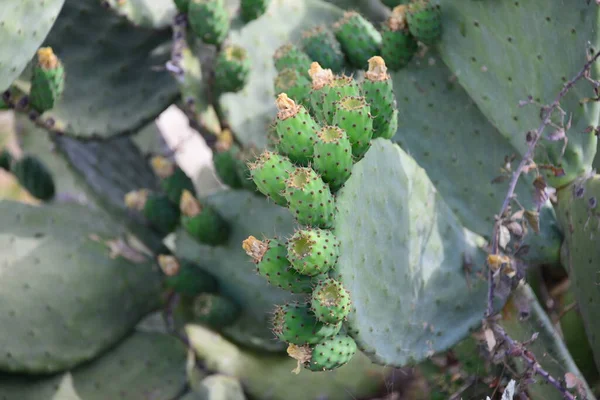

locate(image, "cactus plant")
[[2, 0, 600, 397]]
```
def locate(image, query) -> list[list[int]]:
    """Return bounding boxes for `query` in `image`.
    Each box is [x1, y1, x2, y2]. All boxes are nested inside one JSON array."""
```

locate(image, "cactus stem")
[[365, 56, 389, 82], [287, 343, 312, 374], [242, 235, 269, 262], [36, 47, 59, 70], [276, 93, 300, 119], [157, 255, 180, 276], [124, 189, 149, 210], [150, 156, 175, 178], [308, 62, 334, 90], [180, 189, 202, 216]]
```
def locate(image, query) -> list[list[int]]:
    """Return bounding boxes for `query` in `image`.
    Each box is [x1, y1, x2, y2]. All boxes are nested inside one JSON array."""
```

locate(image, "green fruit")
[[274, 93, 319, 165], [361, 56, 398, 139], [319, 75, 361, 125], [272, 302, 342, 345], [234, 146, 259, 191], [240, 0, 270, 22], [286, 228, 339, 276], [301, 26, 346, 73], [381, 0, 407, 7], [274, 68, 311, 106], [282, 166, 336, 229], [174, 0, 190, 13], [158, 255, 219, 296], [13, 155, 55, 201], [381, 10, 418, 71], [333, 11, 382, 69], [189, 293, 240, 328], [151, 156, 196, 205], [0, 149, 13, 171], [180, 190, 230, 246], [214, 144, 244, 189], [188, 0, 230, 46], [214, 45, 251, 94], [273, 43, 312, 78], [406, 0, 442, 46], [310, 278, 351, 324], [313, 126, 353, 192], [125, 190, 181, 236], [248, 150, 295, 207], [243, 236, 325, 293], [288, 333, 357, 372], [307, 62, 335, 124], [333, 96, 373, 160], [29, 47, 65, 113]]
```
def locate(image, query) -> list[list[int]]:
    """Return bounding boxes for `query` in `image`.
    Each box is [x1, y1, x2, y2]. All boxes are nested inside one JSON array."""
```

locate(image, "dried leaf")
[[506, 221, 524, 238], [564, 372, 580, 389], [484, 328, 496, 352], [502, 379, 516, 400], [498, 225, 511, 249], [524, 210, 540, 234], [488, 254, 512, 272]]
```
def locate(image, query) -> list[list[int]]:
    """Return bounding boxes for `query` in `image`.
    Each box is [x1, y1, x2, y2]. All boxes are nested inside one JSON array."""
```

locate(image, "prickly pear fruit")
[[313, 126, 353, 192], [180, 190, 230, 246], [248, 150, 294, 207], [214, 45, 251, 94], [406, 0, 442, 46], [286, 228, 339, 276], [188, 0, 230, 46], [243, 236, 324, 293], [174, 0, 190, 13], [190, 292, 240, 328], [233, 146, 259, 191], [333, 96, 373, 160], [12, 155, 55, 201], [361, 56, 398, 139], [125, 189, 180, 235], [333, 11, 382, 69], [308, 62, 335, 124], [287, 334, 357, 372], [381, 0, 407, 6], [29, 47, 65, 113], [240, 0, 270, 22], [282, 167, 336, 229], [214, 134, 244, 189], [274, 94, 319, 165], [311, 278, 351, 324], [273, 44, 312, 78], [151, 156, 196, 205], [0, 149, 13, 171], [320, 75, 361, 125], [381, 6, 418, 71], [301, 26, 346, 73], [158, 255, 219, 296], [274, 68, 311, 106], [272, 302, 342, 345]]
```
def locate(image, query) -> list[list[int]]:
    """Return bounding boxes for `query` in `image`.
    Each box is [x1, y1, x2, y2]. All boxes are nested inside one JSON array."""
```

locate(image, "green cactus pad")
[[32, 0, 177, 138], [274, 94, 319, 165], [12, 155, 56, 201], [175, 191, 305, 351], [274, 68, 312, 106], [175, 0, 190, 13], [303, 333, 357, 372], [273, 302, 342, 345], [301, 26, 346, 73], [188, 0, 230, 46], [333, 96, 373, 159], [191, 375, 246, 400], [151, 156, 196, 205], [313, 126, 353, 191], [311, 278, 351, 324], [180, 190, 230, 246], [240, 0, 270, 22], [186, 324, 391, 400], [0, 201, 162, 373], [320, 75, 361, 125], [282, 166, 336, 229], [406, 0, 442, 46], [380, 13, 418, 71], [218, 0, 344, 150], [215, 45, 251, 94], [248, 150, 295, 207], [160, 256, 219, 296], [243, 236, 322, 293], [29, 47, 65, 114], [331, 139, 490, 366], [381, 0, 407, 7], [287, 228, 340, 276], [557, 175, 600, 372], [103, 0, 177, 29], [126, 190, 180, 236], [0, 0, 64, 92], [436, 0, 599, 187], [273, 44, 313, 78], [362, 57, 398, 140], [333, 11, 382, 69]]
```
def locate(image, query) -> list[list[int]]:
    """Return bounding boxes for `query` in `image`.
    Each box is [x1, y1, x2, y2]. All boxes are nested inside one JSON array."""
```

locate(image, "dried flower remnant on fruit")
[[365, 56, 389, 82], [308, 62, 334, 90], [150, 156, 175, 179], [37, 47, 59, 70], [388, 5, 408, 30], [158, 255, 180, 276], [216, 129, 234, 152], [242, 235, 269, 262], [124, 189, 149, 210], [287, 343, 312, 374], [180, 189, 202, 216], [487, 254, 512, 273], [276, 93, 300, 119]]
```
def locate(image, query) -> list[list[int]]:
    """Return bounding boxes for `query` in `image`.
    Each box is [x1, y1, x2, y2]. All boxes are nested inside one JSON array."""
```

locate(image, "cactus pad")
[[331, 139, 489, 366], [0, 0, 64, 92], [0, 201, 162, 373]]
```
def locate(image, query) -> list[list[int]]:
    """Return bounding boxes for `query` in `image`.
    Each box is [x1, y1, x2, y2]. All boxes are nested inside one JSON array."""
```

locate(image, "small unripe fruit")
[[13, 155, 55, 201], [180, 190, 230, 246], [272, 302, 342, 345], [30, 47, 65, 113], [301, 26, 346, 73], [333, 11, 382, 69]]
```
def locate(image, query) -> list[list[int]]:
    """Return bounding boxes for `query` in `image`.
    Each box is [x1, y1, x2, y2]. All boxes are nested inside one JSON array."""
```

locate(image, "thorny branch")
[[483, 49, 600, 398]]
